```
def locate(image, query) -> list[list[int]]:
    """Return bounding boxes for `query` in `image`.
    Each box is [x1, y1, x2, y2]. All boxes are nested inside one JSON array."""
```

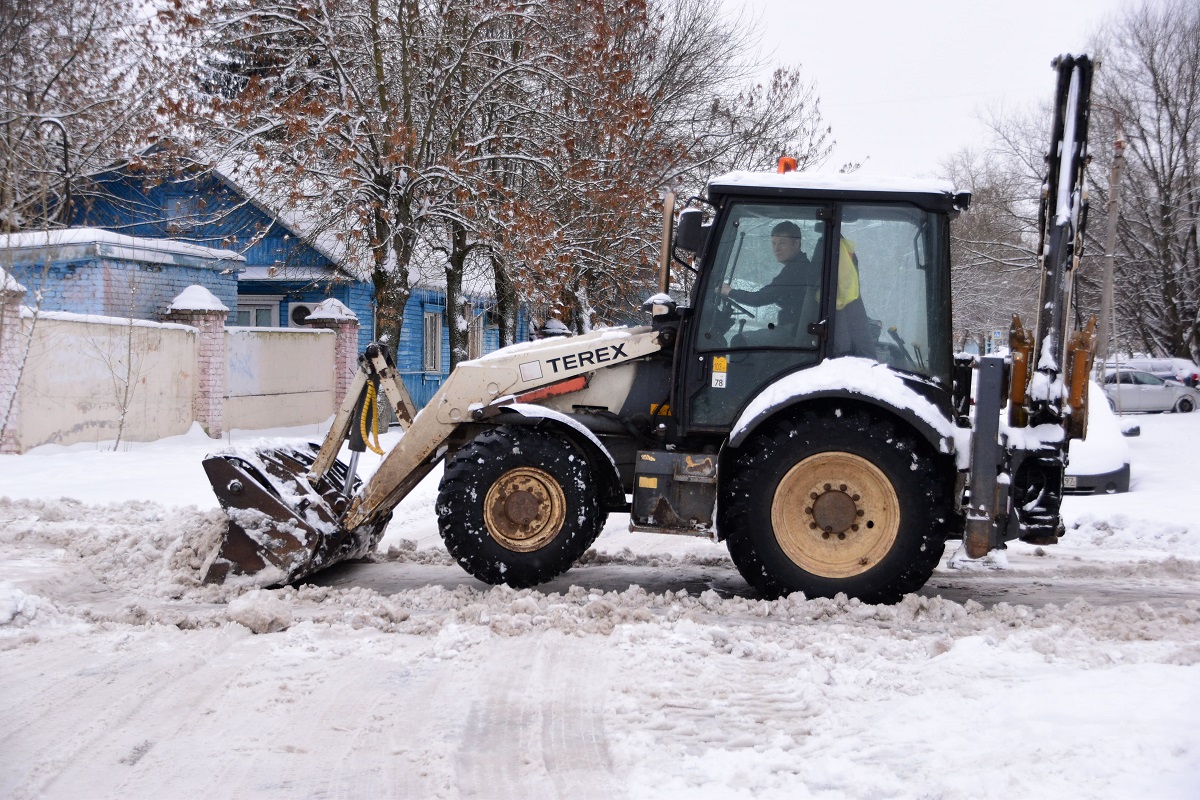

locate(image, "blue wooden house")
[[70, 153, 378, 353], [65, 149, 527, 409]]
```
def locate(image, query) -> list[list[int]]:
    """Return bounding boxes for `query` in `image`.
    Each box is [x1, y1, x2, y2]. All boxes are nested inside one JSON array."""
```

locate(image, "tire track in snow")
[[454, 634, 621, 799], [0, 628, 244, 799]]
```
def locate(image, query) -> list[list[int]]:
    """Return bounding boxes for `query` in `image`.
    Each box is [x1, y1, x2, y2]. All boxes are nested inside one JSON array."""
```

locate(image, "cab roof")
[[707, 170, 969, 213]]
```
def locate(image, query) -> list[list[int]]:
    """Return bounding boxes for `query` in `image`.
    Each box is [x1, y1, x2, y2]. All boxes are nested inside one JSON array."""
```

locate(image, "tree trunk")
[[492, 253, 518, 347], [446, 221, 469, 371]]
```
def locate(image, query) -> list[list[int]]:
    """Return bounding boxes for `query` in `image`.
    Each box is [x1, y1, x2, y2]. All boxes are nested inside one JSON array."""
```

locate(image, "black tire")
[[720, 407, 951, 604], [436, 425, 606, 588], [1175, 396, 1195, 413]]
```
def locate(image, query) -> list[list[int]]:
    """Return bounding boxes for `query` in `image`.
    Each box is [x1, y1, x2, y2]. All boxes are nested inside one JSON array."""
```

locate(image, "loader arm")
[[201, 328, 663, 584], [344, 328, 664, 530], [963, 54, 1097, 558]]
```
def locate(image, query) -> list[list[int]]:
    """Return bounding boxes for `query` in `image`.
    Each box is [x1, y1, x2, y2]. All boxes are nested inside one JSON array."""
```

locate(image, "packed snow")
[[1, 413, 1198, 799]]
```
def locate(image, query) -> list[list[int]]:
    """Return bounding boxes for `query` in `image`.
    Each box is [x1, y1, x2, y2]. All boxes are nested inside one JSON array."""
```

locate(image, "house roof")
[[89, 144, 500, 297], [85, 143, 369, 283], [0, 227, 245, 269], [208, 156, 368, 279]]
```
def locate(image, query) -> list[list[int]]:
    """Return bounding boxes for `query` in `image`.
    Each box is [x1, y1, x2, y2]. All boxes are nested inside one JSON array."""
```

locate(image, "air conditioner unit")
[[289, 302, 318, 327]]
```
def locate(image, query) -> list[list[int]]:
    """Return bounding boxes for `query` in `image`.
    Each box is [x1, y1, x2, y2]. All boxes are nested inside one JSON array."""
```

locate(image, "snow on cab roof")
[[708, 170, 958, 197]]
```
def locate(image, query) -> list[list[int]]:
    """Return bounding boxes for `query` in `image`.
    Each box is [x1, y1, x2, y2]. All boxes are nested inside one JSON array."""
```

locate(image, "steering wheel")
[[716, 290, 756, 319]]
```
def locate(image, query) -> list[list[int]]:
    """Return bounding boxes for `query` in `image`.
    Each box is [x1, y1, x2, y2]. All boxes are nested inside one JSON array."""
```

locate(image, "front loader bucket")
[[201, 444, 390, 585]]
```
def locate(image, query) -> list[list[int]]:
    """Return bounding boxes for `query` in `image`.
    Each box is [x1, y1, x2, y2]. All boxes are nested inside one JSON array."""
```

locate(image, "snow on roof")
[[0, 227, 245, 266], [168, 284, 230, 313], [305, 298, 357, 322], [209, 157, 368, 279], [1, 265, 25, 293], [708, 170, 958, 197]]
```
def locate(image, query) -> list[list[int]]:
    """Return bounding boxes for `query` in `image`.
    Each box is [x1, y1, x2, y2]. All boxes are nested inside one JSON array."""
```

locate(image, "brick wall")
[[164, 308, 227, 437], [0, 275, 25, 454], [7, 257, 237, 320]]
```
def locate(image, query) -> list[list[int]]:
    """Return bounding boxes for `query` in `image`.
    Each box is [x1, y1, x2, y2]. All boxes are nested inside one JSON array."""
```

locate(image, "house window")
[[235, 295, 281, 327], [423, 310, 443, 372], [467, 311, 484, 360], [164, 195, 201, 233]]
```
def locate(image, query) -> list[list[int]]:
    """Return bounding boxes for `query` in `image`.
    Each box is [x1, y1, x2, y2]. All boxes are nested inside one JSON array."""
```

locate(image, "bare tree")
[[167, 0, 833, 362], [943, 147, 1041, 352], [493, 0, 833, 336], [166, 0, 569, 352], [1091, 0, 1200, 362], [1, 0, 172, 231]]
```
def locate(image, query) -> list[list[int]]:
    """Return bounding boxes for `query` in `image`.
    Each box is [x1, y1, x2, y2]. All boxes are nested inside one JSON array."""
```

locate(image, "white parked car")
[[1101, 369, 1199, 413], [1103, 357, 1199, 387], [1064, 382, 1131, 495]]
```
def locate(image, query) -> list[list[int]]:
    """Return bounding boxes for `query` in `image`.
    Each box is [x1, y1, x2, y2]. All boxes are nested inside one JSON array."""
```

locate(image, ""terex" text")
[[546, 343, 629, 374]]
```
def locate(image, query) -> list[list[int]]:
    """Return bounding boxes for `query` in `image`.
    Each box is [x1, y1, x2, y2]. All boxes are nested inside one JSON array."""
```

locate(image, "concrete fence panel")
[[13, 311, 197, 450], [224, 327, 335, 429]]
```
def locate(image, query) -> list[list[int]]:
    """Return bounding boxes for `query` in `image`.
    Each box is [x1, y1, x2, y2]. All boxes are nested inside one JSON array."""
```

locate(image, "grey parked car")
[[1102, 369, 1199, 413]]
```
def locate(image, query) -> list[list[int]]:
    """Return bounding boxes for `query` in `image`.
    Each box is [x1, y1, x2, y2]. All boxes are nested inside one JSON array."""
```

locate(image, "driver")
[[720, 221, 817, 315], [718, 220, 875, 356]]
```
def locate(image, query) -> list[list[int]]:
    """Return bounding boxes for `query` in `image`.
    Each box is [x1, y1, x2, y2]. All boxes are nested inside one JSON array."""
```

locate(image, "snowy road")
[[2, 415, 1199, 798]]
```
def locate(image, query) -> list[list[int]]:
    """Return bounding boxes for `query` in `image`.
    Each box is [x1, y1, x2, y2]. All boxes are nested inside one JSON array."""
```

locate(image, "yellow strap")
[[836, 238, 860, 310], [360, 383, 385, 455]]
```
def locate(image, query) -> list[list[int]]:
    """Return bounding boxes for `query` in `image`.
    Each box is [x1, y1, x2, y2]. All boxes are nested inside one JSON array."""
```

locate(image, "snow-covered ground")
[[1, 414, 1198, 799]]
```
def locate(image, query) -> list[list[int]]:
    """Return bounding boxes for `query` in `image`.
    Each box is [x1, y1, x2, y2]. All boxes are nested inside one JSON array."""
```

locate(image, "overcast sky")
[[722, 0, 1134, 177]]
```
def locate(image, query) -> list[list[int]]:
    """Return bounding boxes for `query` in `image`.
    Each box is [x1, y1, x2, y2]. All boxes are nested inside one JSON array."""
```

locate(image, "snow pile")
[[1, 414, 1198, 797], [227, 589, 294, 634], [1068, 515, 1200, 556], [0, 583, 39, 626]]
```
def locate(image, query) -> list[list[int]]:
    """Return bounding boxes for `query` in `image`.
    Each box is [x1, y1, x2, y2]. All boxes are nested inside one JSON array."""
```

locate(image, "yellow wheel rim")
[[771, 452, 900, 578], [483, 467, 567, 552]]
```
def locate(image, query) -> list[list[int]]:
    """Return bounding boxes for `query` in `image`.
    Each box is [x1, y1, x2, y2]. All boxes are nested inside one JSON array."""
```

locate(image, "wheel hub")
[[484, 467, 567, 553], [809, 486, 861, 538], [771, 453, 900, 578], [503, 490, 541, 526]]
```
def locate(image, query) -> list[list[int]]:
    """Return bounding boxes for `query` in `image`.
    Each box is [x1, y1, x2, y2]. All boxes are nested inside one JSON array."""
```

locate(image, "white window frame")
[[423, 310, 443, 373], [234, 294, 282, 327], [467, 310, 485, 360]]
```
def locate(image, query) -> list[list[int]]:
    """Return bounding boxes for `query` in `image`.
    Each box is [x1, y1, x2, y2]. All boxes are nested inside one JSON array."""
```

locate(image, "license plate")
[[1063, 476, 1078, 489]]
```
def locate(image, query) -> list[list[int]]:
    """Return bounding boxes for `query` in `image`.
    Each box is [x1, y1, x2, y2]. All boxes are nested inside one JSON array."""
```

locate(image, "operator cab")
[[666, 165, 970, 433]]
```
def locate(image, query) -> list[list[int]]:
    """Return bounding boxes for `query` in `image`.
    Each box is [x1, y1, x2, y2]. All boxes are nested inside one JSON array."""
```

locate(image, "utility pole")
[[1096, 109, 1124, 375]]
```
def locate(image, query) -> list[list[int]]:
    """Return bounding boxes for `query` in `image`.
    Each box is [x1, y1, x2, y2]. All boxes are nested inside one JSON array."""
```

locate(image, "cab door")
[[681, 202, 831, 432]]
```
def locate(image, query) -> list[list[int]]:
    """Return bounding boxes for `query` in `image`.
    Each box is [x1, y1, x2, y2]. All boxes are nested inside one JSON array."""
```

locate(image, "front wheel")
[[1175, 395, 1195, 413], [436, 425, 606, 588], [720, 407, 951, 604]]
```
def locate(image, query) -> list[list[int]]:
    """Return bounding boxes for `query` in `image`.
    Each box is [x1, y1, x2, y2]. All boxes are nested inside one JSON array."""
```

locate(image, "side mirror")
[[641, 293, 677, 317], [674, 208, 706, 254]]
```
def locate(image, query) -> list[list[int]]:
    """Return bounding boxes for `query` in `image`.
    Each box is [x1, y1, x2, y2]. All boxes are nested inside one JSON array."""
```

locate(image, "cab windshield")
[[693, 201, 951, 385]]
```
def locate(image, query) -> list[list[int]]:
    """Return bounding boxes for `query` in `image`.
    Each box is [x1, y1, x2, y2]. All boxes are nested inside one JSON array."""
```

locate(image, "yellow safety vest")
[[836, 238, 860, 310]]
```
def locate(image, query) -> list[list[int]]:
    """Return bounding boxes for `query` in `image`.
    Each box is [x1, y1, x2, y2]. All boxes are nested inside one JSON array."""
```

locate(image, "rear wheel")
[[437, 425, 606, 588], [721, 407, 950, 603], [1175, 396, 1195, 413]]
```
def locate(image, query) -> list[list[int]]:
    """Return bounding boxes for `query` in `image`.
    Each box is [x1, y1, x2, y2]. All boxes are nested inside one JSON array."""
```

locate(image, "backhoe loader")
[[202, 55, 1097, 603]]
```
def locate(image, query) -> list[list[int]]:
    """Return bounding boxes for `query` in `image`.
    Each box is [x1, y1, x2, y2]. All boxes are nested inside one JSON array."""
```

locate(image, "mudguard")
[[492, 403, 627, 511], [728, 358, 963, 462]]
